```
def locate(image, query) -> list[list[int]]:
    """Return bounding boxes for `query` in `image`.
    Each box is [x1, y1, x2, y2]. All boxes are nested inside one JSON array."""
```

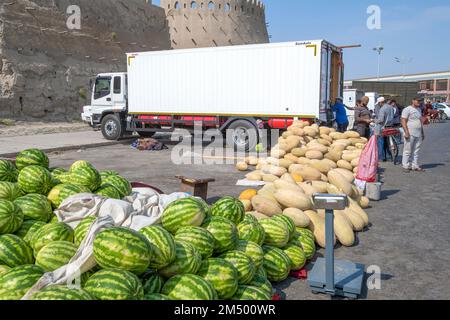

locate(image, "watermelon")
[[68, 165, 102, 191], [101, 175, 132, 198], [236, 240, 264, 269], [255, 266, 267, 279], [237, 219, 265, 246], [231, 285, 271, 300], [259, 218, 289, 248], [219, 250, 256, 285], [139, 225, 176, 269], [161, 274, 217, 300], [174, 226, 214, 259], [158, 241, 201, 278], [69, 160, 92, 172], [210, 196, 245, 224], [15, 149, 49, 170], [30, 222, 74, 255], [196, 197, 211, 216], [47, 183, 90, 209], [262, 245, 291, 282], [283, 244, 306, 271], [161, 197, 207, 234], [142, 273, 164, 295], [0, 182, 23, 201], [0, 160, 18, 182], [50, 215, 59, 223], [84, 268, 144, 300], [201, 216, 238, 254], [0, 234, 34, 267], [74, 216, 96, 246], [0, 264, 44, 300], [35, 241, 78, 272], [15, 220, 46, 244], [0, 265, 10, 276], [144, 293, 171, 300], [100, 170, 119, 179], [294, 228, 316, 260], [17, 165, 53, 195], [197, 258, 239, 300], [14, 194, 52, 222], [50, 167, 67, 175], [93, 227, 151, 275], [243, 214, 258, 223], [95, 184, 121, 199], [29, 286, 93, 300], [296, 227, 315, 242], [272, 215, 296, 240], [249, 273, 273, 297], [0, 199, 23, 234]]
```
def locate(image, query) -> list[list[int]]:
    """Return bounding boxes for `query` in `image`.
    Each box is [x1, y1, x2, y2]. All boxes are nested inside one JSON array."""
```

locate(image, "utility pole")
[[373, 46, 384, 81]]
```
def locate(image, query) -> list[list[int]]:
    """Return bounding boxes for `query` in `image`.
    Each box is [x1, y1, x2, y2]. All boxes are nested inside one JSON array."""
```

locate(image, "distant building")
[[345, 70, 450, 102]]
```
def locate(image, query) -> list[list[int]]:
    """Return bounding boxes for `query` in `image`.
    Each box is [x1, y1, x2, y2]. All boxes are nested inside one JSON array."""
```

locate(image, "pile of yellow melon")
[[236, 120, 371, 248]]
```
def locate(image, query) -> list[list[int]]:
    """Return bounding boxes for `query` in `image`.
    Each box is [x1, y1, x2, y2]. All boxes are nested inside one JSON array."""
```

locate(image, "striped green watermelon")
[[255, 266, 267, 279], [231, 285, 271, 300], [162, 197, 207, 234], [283, 244, 306, 271], [210, 196, 245, 224], [29, 286, 92, 300], [15, 220, 46, 244], [68, 165, 102, 192], [158, 241, 201, 278], [197, 258, 238, 300], [175, 226, 214, 259], [161, 274, 217, 300], [259, 218, 289, 248], [243, 214, 258, 223], [237, 219, 265, 246], [196, 197, 211, 217], [101, 175, 132, 198], [139, 225, 176, 269], [84, 268, 144, 300], [93, 227, 151, 275], [69, 160, 92, 172], [74, 216, 96, 246], [143, 293, 171, 300], [142, 273, 164, 295], [17, 165, 53, 195], [0, 182, 23, 201], [0, 265, 10, 276], [50, 215, 59, 223], [35, 241, 78, 272], [0, 199, 23, 234], [47, 183, 90, 209], [14, 194, 52, 222], [0, 264, 44, 300], [272, 215, 296, 241], [293, 231, 316, 260], [15, 149, 49, 170], [219, 250, 256, 285], [262, 245, 291, 282], [99, 170, 119, 179], [236, 240, 264, 269], [50, 167, 67, 175], [249, 273, 273, 297], [0, 234, 34, 267], [201, 216, 238, 254], [52, 172, 73, 184], [95, 184, 121, 199], [0, 160, 18, 182], [296, 227, 315, 242], [30, 222, 74, 255]]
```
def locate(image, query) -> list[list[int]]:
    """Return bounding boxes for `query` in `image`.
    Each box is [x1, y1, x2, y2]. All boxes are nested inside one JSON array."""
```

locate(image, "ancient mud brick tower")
[[160, 0, 269, 49]]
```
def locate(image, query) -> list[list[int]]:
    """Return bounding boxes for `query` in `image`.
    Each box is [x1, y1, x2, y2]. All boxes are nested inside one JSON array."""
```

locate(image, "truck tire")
[[225, 120, 258, 152], [101, 114, 123, 140]]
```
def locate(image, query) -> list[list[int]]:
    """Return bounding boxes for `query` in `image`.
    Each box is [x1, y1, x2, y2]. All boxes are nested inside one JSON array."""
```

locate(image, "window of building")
[[174, 2, 181, 9], [436, 79, 448, 91], [225, 3, 231, 11], [419, 80, 434, 91], [113, 76, 121, 94], [191, 1, 198, 9], [208, 1, 215, 10]]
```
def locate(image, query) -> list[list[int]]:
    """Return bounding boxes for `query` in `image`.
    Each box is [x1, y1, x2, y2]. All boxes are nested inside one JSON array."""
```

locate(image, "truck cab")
[[82, 72, 127, 127]]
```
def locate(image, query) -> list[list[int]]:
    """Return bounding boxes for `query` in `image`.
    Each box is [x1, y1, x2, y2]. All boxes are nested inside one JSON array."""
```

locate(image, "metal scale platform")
[[307, 194, 365, 299]]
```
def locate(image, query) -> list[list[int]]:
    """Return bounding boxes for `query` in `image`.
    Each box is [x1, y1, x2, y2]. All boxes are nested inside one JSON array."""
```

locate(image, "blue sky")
[[153, 0, 450, 79]]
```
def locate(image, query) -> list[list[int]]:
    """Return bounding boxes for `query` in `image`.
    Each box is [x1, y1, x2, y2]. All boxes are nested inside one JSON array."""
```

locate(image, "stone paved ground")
[[45, 121, 450, 300]]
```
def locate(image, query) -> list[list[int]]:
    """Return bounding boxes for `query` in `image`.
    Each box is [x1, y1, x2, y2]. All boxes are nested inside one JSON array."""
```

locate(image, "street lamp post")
[[373, 46, 384, 81]]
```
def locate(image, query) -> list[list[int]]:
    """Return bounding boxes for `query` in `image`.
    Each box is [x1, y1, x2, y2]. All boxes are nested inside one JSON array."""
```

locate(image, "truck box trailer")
[[344, 89, 365, 129], [82, 40, 344, 150]]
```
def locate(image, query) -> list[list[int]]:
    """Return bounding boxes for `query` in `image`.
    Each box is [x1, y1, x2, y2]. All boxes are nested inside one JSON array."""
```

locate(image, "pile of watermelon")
[[0, 149, 315, 301]]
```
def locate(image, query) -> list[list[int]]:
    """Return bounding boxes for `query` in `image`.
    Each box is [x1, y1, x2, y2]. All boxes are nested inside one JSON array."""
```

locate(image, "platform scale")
[[307, 194, 365, 299]]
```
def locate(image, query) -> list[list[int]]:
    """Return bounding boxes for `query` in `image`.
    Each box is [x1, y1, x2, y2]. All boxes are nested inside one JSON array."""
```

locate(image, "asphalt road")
[[46, 121, 450, 300]]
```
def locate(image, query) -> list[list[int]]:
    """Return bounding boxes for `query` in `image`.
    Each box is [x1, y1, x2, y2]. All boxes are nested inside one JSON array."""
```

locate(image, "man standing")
[[374, 100, 396, 161], [354, 96, 372, 138], [390, 100, 401, 126], [401, 97, 425, 172], [332, 97, 354, 132], [373, 97, 385, 120]]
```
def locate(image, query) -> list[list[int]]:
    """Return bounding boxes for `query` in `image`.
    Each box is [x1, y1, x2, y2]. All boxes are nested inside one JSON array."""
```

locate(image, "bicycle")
[[382, 127, 401, 165]]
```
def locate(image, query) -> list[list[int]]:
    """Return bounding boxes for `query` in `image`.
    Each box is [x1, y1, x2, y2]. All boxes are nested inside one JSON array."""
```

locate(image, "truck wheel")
[[101, 114, 123, 140], [226, 120, 258, 152]]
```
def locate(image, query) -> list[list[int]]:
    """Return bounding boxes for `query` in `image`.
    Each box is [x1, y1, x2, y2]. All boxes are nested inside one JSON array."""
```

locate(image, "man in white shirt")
[[401, 97, 425, 172]]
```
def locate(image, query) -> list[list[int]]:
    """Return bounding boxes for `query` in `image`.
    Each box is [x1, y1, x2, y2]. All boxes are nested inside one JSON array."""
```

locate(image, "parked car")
[[434, 103, 450, 120]]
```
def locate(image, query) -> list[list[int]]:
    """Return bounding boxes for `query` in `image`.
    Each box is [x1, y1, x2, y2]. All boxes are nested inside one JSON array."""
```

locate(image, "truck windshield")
[[94, 77, 111, 100]]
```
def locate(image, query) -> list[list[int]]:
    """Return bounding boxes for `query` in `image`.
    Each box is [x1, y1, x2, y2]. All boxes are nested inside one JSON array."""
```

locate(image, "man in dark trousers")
[[332, 97, 354, 132]]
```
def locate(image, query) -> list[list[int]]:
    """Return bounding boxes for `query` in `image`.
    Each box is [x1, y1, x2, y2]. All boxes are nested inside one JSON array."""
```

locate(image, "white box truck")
[[344, 89, 364, 129], [82, 40, 344, 150]]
